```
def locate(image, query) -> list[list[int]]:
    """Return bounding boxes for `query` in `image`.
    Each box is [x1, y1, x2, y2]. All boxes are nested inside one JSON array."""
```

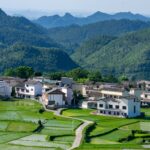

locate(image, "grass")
[[75, 143, 144, 150], [63, 108, 150, 149], [120, 121, 150, 131], [97, 129, 131, 141], [6, 121, 37, 132], [0, 144, 57, 150], [0, 99, 81, 150], [0, 132, 29, 144]]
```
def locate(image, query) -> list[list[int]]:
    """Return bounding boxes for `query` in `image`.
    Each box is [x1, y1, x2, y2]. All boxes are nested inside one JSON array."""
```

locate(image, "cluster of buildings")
[[0, 76, 150, 118]]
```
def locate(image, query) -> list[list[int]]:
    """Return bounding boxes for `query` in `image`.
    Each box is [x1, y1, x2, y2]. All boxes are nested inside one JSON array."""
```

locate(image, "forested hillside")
[[1, 8, 150, 79], [48, 20, 150, 53], [72, 28, 150, 79], [0, 43, 78, 72], [0, 9, 77, 72]]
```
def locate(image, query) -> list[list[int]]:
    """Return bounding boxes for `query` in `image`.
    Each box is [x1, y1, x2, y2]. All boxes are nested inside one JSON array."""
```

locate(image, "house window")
[[21, 89, 24, 92], [145, 94, 148, 98], [134, 106, 136, 113], [122, 106, 127, 110], [26, 90, 29, 93], [109, 105, 113, 109], [26, 84, 29, 87], [115, 105, 119, 109], [99, 104, 103, 108], [117, 112, 120, 115], [31, 89, 33, 91], [108, 111, 111, 115]]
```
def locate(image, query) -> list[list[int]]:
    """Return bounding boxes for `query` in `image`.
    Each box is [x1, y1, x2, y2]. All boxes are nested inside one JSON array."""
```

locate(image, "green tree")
[[15, 66, 34, 79], [47, 72, 65, 80], [88, 71, 102, 82], [72, 90, 84, 106], [4, 68, 17, 77], [119, 75, 129, 82], [66, 68, 89, 80], [103, 75, 118, 83], [4, 66, 34, 79]]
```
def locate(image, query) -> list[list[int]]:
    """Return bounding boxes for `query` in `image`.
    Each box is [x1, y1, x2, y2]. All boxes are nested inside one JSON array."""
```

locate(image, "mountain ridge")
[[33, 11, 150, 28]]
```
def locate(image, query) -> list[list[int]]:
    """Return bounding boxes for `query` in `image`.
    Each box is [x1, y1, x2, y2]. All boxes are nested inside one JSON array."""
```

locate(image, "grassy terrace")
[[62, 108, 150, 150], [0, 99, 82, 150]]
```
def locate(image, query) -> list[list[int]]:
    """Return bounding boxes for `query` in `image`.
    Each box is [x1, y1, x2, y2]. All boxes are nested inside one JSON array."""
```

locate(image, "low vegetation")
[[63, 108, 150, 149], [0, 99, 81, 150]]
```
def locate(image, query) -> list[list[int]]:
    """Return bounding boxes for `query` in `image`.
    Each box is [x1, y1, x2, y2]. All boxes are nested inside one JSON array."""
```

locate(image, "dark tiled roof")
[[26, 80, 41, 85], [15, 83, 25, 88], [100, 87, 126, 92], [46, 88, 65, 95]]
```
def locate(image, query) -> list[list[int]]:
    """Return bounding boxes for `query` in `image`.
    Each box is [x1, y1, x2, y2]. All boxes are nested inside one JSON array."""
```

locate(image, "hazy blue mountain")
[[34, 11, 150, 28]]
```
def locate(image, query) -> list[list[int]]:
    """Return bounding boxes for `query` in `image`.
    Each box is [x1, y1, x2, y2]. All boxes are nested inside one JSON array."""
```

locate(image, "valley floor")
[[0, 98, 150, 150], [0, 99, 81, 150], [62, 108, 150, 150]]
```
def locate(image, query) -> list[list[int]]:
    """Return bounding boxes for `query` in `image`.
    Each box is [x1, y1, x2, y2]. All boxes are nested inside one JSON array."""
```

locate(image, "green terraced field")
[[63, 108, 150, 149], [0, 99, 81, 150]]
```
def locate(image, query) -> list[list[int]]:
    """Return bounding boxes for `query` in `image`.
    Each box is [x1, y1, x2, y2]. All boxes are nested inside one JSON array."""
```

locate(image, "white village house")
[[97, 96, 141, 118], [137, 80, 150, 106], [42, 86, 73, 107], [100, 87, 129, 98], [0, 80, 12, 98], [42, 88, 66, 108], [15, 80, 42, 99]]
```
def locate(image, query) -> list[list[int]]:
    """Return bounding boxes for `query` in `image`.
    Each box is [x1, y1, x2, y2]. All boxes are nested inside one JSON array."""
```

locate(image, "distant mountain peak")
[[0, 8, 7, 17], [94, 11, 107, 15], [34, 11, 150, 28], [64, 13, 73, 18]]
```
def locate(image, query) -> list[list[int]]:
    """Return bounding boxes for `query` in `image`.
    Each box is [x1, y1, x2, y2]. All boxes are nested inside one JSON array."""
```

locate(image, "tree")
[[47, 72, 65, 80], [4, 68, 17, 77], [103, 75, 118, 83], [88, 71, 102, 82], [15, 66, 34, 79], [34, 72, 42, 77], [119, 75, 129, 82], [66, 68, 89, 81], [72, 90, 84, 106], [4, 66, 34, 79]]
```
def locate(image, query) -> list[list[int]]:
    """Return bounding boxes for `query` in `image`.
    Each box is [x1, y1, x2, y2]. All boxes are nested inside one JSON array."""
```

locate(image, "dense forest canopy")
[[1, 9, 150, 79]]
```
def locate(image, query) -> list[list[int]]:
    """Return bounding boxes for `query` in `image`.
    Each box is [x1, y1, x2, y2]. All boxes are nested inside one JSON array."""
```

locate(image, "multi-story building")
[[15, 80, 42, 99], [97, 96, 141, 118], [137, 80, 150, 106], [42, 88, 66, 108]]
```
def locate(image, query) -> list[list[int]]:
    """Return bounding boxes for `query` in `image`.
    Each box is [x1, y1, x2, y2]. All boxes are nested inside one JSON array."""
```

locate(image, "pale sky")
[[1, 0, 150, 18]]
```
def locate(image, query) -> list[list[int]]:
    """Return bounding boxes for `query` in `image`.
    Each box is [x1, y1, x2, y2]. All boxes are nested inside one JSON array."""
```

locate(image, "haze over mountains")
[[33, 11, 150, 28], [1, 8, 150, 79]]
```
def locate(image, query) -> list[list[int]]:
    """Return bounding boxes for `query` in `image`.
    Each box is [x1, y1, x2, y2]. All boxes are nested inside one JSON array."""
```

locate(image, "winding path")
[[69, 120, 92, 150], [40, 100, 93, 150]]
